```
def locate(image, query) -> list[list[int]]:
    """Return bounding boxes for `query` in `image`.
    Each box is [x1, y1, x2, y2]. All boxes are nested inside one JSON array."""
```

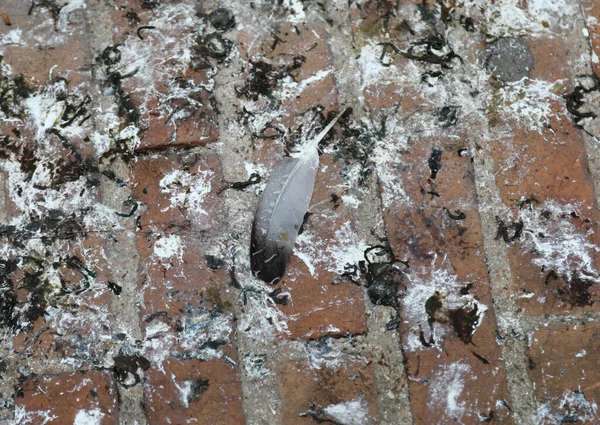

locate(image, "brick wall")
[[1, 0, 600, 424]]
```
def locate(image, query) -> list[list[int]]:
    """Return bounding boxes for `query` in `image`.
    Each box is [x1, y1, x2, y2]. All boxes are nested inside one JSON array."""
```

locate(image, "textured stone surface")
[[2, 0, 600, 423]]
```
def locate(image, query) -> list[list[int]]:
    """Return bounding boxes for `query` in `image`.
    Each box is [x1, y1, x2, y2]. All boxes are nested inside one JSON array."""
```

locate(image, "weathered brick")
[[106, 1, 220, 150], [527, 323, 600, 424], [489, 78, 600, 314], [0, 0, 90, 88], [131, 152, 237, 361], [277, 360, 378, 425], [382, 134, 514, 424], [11, 235, 115, 363], [15, 371, 118, 424], [143, 358, 245, 425], [239, 19, 339, 168], [236, 13, 366, 339], [277, 153, 367, 339]]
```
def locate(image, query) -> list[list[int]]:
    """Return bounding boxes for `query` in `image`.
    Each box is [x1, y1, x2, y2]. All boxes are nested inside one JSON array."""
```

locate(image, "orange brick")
[[16, 371, 118, 424], [143, 358, 245, 425], [528, 323, 600, 424], [490, 98, 600, 314]]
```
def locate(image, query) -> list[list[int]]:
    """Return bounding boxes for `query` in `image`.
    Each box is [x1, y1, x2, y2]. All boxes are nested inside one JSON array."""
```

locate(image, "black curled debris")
[[424, 290, 482, 345], [96, 45, 139, 124], [256, 124, 284, 140], [204, 255, 224, 270], [495, 217, 524, 243], [485, 37, 534, 83], [201, 33, 233, 59], [363, 244, 406, 310], [268, 287, 290, 306], [402, 34, 463, 69], [459, 15, 475, 32], [368, 279, 400, 308], [136, 25, 156, 40], [428, 147, 442, 179], [115, 197, 138, 217], [108, 281, 122, 295], [421, 70, 443, 86], [202, 8, 236, 32], [0, 68, 33, 119], [472, 351, 490, 365], [444, 207, 466, 220], [141, 0, 160, 9], [435, 105, 459, 127], [0, 259, 17, 329], [385, 315, 402, 331], [300, 402, 345, 425], [112, 354, 151, 387], [565, 75, 599, 127], [218, 173, 262, 195], [187, 379, 210, 403], [236, 57, 305, 100]]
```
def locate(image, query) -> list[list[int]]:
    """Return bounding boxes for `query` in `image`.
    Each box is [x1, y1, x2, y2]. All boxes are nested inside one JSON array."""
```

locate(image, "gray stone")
[[485, 37, 534, 82]]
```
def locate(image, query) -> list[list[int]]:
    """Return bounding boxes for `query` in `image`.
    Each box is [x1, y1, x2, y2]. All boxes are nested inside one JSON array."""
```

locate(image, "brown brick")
[[144, 358, 245, 425], [277, 154, 367, 339], [16, 371, 118, 424], [278, 360, 378, 425], [107, 2, 220, 150], [528, 323, 600, 424], [381, 134, 513, 424], [489, 97, 600, 314], [11, 235, 115, 362]]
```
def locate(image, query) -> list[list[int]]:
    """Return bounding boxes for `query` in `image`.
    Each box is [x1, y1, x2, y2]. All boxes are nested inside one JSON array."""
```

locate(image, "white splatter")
[[323, 395, 371, 425], [429, 361, 471, 422], [73, 408, 104, 425]]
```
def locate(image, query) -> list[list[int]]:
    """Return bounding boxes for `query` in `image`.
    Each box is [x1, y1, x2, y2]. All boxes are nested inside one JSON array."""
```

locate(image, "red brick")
[[0, 0, 90, 88], [144, 358, 245, 425], [528, 323, 600, 424], [15, 371, 118, 424], [12, 235, 115, 362], [489, 97, 600, 314], [277, 154, 367, 339], [277, 360, 378, 425], [381, 134, 513, 424], [107, 2, 220, 150], [131, 152, 237, 360], [239, 20, 339, 168]]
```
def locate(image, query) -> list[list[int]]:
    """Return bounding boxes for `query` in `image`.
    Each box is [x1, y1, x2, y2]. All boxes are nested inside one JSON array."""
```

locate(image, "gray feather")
[[250, 110, 346, 284]]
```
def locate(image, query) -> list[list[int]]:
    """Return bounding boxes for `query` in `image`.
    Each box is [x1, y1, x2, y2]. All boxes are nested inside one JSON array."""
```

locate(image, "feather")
[[250, 110, 346, 284]]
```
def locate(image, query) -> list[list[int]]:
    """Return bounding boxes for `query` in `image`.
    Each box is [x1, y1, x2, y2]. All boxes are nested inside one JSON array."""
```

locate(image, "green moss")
[[206, 285, 232, 311]]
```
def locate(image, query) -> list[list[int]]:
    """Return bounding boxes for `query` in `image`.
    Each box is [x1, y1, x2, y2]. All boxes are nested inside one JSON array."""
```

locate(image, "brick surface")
[[15, 371, 118, 424], [4, 0, 600, 423], [277, 153, 368, 339], [236, 11, 366, 339], [351, 4, 514, 421], [528, 323, 600, 424], [104, 1, 220, 150], [488, 35, 600, 315], [143, 358, 245, 425], [278, 360, 378, 425]]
